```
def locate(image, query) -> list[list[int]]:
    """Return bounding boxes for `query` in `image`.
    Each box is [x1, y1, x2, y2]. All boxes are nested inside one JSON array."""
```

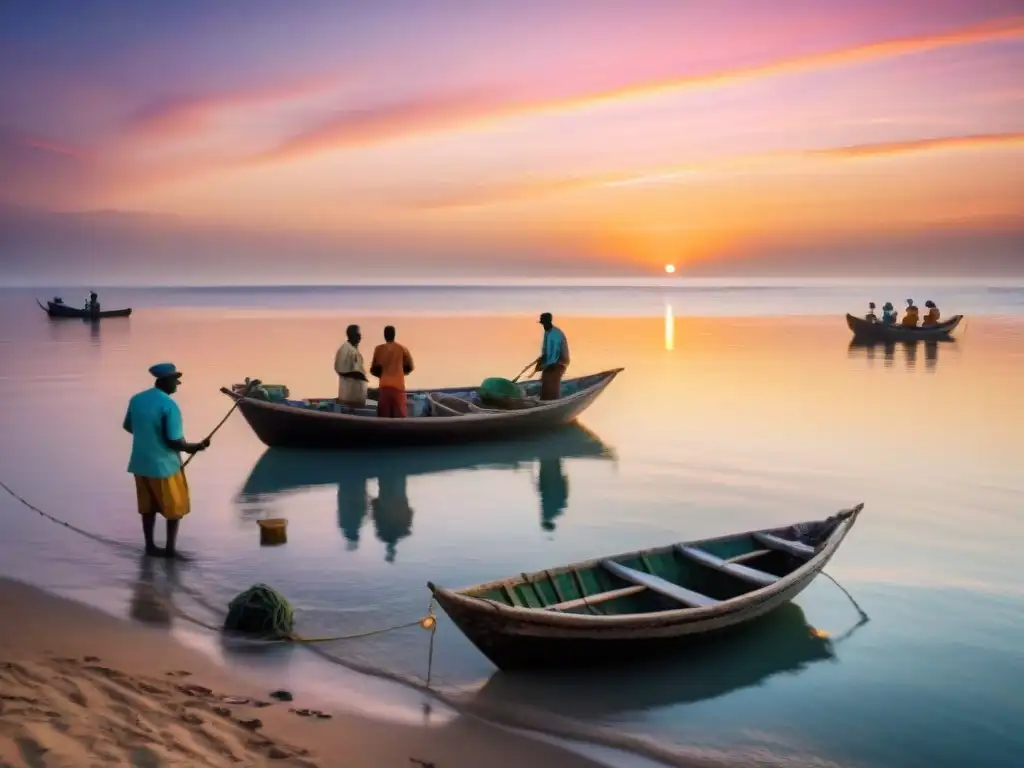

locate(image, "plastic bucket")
[[258, 518, 288, 546]]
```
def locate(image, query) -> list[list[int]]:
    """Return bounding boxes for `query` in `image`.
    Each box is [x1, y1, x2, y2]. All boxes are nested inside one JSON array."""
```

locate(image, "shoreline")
[[0, 576, 612, 768]]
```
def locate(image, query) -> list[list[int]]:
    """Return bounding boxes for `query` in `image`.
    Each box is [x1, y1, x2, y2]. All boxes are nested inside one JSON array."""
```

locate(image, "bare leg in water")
[[142, 513, 180, 558]]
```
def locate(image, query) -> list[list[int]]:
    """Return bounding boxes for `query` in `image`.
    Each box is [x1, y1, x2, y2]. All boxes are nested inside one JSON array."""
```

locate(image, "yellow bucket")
[[258, 518, 288, 546]]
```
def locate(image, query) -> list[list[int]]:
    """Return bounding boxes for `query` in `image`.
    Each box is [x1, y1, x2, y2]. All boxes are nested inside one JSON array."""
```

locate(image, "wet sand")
[[0, 577, 604, 768]]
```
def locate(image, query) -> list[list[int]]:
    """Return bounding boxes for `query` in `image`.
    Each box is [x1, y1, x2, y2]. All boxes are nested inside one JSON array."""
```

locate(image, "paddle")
[[181, 379, 261, 469], [511, 359, 539, 383]]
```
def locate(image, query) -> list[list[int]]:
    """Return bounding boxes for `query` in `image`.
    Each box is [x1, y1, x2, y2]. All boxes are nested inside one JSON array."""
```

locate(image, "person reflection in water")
[[129, 555, 178, 627], [372, 469, 413, 562], [337, 481, 369, 550], [536, 457, 569, 532]]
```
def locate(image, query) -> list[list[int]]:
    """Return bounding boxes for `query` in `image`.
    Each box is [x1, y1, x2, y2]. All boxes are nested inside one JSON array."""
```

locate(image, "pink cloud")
[[123, 75, 345, 141]]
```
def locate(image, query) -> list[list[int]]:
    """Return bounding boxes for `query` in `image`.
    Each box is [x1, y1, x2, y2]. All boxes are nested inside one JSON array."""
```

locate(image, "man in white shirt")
[[334, 324, 368, 408]]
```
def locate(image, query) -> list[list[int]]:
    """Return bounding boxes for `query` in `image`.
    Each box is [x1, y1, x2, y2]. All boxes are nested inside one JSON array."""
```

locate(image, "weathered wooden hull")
[[846, 313, 961, 341], [222, 369, 621, 448], [429, 505, 862, 671], [38, 299, 132, 319]]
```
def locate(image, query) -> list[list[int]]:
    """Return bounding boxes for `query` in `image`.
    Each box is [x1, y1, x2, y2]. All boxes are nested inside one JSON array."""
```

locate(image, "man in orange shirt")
[[370, 325, 415, 418]]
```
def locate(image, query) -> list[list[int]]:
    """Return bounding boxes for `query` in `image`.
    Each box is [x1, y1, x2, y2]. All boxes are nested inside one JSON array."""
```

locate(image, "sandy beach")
[[0, 577, 603, 768]]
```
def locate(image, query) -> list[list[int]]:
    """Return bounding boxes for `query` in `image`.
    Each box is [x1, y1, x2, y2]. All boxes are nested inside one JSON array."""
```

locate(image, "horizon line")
[[3, 276, 1023, 290]]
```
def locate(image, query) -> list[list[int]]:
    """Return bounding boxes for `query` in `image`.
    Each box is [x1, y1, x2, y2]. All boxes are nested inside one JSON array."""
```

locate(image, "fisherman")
[[334, 324, 368, 409], [881, 302, 898, 325], [901, 298, 920, 327], [370, 325, 414, 418], [122, 363, 209, 558], [865, 302, 878, 322], [534, 312, 570, 401], [922, 300, 941, 326]]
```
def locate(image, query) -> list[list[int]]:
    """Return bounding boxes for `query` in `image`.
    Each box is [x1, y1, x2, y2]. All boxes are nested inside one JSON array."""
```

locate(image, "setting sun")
[[664, 264, 676, 274]]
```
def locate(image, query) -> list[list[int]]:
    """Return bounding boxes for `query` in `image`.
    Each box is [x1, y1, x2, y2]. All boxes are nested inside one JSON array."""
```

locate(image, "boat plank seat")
[[676, 546, 779, 588], [602, 561, 719, 608], [753, 532, 816, 559], [724, 549, 770, 564], [545, 584, 646, 612]]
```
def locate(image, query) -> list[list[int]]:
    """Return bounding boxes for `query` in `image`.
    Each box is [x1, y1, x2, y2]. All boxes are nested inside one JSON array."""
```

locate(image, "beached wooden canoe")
[[220, 368, 622, 448], [846, 313, 961, 341], [428, 504, 863, 670], [37, 299, 132, 319]]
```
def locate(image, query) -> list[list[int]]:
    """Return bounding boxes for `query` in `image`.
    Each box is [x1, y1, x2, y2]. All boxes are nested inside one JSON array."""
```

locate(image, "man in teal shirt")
[[534, 312, 570, 400], [123, 363, 209, 557]]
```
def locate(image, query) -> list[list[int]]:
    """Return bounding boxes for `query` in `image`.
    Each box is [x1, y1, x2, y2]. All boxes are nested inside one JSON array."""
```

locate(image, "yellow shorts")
[[135, 471, 190, 520]]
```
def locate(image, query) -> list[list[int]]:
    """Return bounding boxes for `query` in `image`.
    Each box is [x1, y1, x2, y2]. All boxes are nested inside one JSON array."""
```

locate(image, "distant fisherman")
[[865, 302, 878, 322], [902, 298, 919, 327], [881, 302, 897, 325], [334, 324, 368, 409], [123, 363, 209, 558], [534, 312, 570, 401], [370, 325, 414, 418], [922, 300, 940, 326]]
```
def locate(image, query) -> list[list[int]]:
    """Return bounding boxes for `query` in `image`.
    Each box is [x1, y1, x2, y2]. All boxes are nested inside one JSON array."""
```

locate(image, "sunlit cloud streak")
[[248, 15, 1024, 161]]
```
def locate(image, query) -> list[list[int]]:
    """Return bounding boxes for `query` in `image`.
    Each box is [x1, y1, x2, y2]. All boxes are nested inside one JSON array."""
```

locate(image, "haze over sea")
[[1, 281, 1022, 767]]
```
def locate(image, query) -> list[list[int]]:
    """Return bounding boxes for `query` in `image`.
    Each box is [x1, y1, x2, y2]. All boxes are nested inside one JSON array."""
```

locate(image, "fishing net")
[[223, 583, 295, 638]]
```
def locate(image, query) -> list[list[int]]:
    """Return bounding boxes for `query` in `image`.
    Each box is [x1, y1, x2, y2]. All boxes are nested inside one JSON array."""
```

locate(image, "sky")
[[1, 0, 1022, 283]]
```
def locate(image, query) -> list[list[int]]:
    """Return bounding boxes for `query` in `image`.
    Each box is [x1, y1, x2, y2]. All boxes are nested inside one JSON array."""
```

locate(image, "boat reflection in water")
[[847, 337, 953, 371], [237, 424, 616, 560], [470, 601, 860, 721]]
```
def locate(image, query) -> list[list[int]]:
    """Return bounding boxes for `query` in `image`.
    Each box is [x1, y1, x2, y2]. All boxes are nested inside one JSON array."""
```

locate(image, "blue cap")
[[148, 362, 181, 379]]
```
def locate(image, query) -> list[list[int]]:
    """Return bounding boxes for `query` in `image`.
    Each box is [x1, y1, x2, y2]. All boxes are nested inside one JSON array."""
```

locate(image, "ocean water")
[[1, 283, 1022, 767]]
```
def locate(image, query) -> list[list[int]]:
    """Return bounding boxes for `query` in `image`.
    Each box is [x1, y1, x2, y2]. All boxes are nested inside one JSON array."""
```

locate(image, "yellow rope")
[[151, 585, 437, 646], [1, 478, 439, 661]]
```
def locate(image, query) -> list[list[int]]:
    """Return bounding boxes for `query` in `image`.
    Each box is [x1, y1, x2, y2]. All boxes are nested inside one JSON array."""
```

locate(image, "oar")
[[181, 379, 261, 469], [511, 360, 538, 383]]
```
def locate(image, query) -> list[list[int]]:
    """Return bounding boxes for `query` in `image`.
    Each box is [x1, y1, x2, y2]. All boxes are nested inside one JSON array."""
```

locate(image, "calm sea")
[[0, 282, 1022, 767]]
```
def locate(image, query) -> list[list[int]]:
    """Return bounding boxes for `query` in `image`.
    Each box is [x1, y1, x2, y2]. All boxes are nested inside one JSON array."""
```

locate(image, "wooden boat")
[[846, 313, 961, 341], [428, 503, 863, 670], [220, 368, 621, 448], [237, 425, 615, 499], [37, 299, 132, 319]]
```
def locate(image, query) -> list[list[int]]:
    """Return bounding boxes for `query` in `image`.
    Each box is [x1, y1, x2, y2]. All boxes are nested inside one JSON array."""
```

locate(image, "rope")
[[169, 595, 435, 645], [0, 475, 440, 682], [820, 570, 868, 622], [0, 480, 137, 554]]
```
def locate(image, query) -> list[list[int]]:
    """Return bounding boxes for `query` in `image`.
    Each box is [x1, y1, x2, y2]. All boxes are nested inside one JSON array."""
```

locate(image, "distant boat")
[[846, 313, 961, 341], [37, 299, 132, 320], [428, 504, 863, 671], [220, 368, 622, 448]]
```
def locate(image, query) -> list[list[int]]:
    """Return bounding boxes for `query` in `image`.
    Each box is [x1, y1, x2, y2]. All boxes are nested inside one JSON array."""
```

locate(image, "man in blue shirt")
[[123, 363, 209, 557], [534, 312, 570, 400]]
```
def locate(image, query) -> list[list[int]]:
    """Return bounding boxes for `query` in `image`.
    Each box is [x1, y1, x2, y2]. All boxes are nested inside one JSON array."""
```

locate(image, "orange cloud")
[[807, 132, 1024, 159], [390, 130, 1024, 211], [250, 15, 1024, 162]]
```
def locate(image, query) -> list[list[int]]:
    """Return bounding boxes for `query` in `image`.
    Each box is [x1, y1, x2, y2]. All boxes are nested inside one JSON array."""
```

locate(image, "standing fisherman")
[[534, 312, 570, 401], [123, 363, 209, 558], [334, 324, 369, 409]]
